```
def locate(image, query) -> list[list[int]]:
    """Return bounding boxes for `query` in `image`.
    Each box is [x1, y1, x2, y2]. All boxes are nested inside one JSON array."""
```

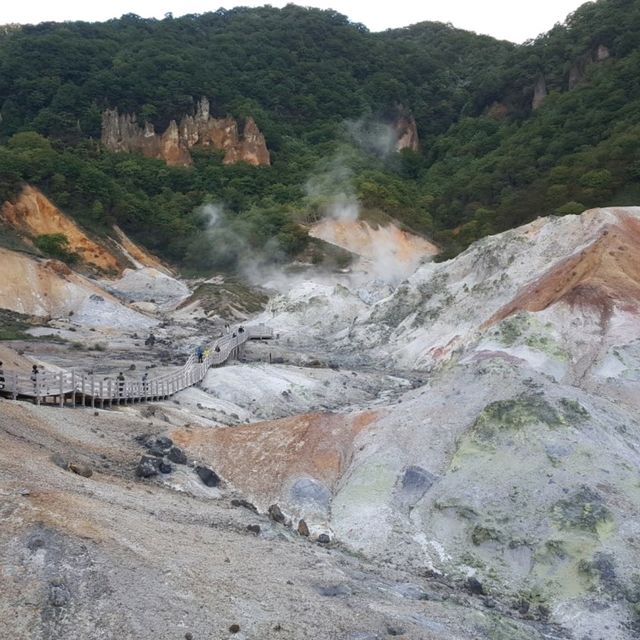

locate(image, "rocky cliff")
[[101, 98, 270, 167], [392, 111, 419, 152]]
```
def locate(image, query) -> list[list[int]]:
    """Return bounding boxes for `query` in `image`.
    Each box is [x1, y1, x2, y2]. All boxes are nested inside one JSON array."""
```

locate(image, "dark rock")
[[297, 519, 310, 537], [247, 524, 261, 535], [317, 533, 331, 544], [483, 597, 497, 608], [136, 455, 161, 478], [518, 600, 530, 615], [145, 435, 173, 457], [49, 579, 70, 607], [167, 446, 187, 465], [229, 624, 240, 633], [386, 626, 406, 636], [466, 577, 485, 595], [69, 462, 93, 478], [159, 459, 172, 474], [268, 504, 285, 524], [290, 477, 331, 510], [398, 466, 437, 506], [196, 465, 221, 487], [185, 634, 193, 640], [50, 453, 68, 470], [26, 535, 45, 551], [231, 498, 258, 513]]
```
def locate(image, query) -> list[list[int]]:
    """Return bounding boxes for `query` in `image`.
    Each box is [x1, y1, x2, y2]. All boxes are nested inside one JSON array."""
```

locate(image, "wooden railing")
[[0, 323, 273, 408]]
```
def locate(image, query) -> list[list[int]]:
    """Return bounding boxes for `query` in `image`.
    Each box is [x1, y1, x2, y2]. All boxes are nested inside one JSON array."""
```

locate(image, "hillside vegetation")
[[0, 0, 639, 267]]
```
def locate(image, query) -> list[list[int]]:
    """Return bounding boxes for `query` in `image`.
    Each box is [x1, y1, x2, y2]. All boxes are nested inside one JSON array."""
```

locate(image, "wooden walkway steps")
[[0, 323, 273, 408]]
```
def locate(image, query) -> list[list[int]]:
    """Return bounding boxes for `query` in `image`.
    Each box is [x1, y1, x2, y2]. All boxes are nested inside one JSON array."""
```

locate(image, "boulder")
[[159, 458, 172, 474], [195, 465, 221, 487], [69, 462, 93, 478], [297, 519, 310, 537], [231, 498, 258, 513], [167, 446, 187, 465], [50, 453, 68, 470], [268, 504, 285, 524], [136, 455, 161, 478], [466, 577, 485, 595]]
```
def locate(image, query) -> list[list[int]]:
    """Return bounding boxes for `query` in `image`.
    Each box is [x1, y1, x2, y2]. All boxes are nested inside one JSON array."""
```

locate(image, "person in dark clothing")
[[196, 346, 204, 363], [116, 372, 125, 397], [214, 345, 220, 353], [145, 334, 156, 347], [0, 361, 4, 390], [142, 372, 149, 395], [238, 326, 245, 334], [232, 332, 237, 338], [30, 365, 39, 394]]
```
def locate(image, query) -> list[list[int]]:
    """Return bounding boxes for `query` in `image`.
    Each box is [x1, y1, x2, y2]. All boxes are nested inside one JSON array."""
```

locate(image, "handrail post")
[[59, 372, 64, 407], [108, 379, 112, 407], [91, 372, 95, 408], [71, 369, 76, 406]]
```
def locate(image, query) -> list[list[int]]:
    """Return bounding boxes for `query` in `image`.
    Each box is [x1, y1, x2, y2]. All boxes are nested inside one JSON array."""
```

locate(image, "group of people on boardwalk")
[[0, 322, 253, 401]]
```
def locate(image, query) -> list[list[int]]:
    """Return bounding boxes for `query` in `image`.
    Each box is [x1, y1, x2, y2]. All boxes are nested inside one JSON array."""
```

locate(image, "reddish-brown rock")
[[101, 97, 270, 167], [392, 113, 419, 152]]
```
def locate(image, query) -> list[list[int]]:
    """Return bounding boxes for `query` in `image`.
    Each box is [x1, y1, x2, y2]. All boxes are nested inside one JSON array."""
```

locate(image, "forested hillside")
[[0, 0, 639, 268]]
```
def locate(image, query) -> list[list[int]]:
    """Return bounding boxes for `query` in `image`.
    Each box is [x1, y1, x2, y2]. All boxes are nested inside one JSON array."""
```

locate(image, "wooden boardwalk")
[[0, 324, 273, 408]]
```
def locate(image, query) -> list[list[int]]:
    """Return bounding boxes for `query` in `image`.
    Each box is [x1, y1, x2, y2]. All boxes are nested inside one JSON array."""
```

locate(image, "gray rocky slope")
[[2, 207, 640, 639], [249, 207, 640, 638]]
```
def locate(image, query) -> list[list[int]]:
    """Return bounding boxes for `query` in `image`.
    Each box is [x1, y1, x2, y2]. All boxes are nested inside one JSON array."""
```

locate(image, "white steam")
[[346, 118, 397, 158], [304, 153, 360, 223], [201, 203, 223, 228]]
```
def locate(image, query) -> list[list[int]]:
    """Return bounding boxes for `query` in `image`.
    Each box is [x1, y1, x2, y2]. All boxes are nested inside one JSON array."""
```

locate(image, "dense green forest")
[[0, 0, 639, 269]]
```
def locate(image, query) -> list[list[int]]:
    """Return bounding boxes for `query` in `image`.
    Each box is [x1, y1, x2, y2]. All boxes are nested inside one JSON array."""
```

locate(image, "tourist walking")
[[116, 372, 125, 398], [30, 364, 39, 395]]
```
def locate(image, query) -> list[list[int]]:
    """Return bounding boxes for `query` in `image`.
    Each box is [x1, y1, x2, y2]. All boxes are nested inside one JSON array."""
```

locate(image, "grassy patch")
[[0, 309, 39, 340], [181, 278, 268, 319]]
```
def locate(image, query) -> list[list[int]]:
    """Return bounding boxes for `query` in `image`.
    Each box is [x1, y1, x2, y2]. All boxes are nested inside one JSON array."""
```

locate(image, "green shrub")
[[33, 233, 80, 264]]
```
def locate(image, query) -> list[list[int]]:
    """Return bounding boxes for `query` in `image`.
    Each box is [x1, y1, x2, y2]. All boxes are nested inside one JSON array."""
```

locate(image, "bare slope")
[[0, 400, 556, 640], [1, 186, 125, 274], [199, 206, 640, 638], [0, 247, 153, 329]]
